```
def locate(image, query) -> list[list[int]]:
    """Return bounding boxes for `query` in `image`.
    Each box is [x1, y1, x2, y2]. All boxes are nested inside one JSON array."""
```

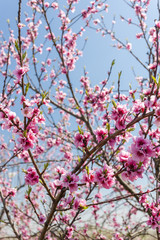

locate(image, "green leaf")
[[27, 186, 32, 195], [106, 122, 110, 133], [137, 161, 143, 169], [80, 205, 88, 210], [15, 40, 19, 52], [0, 220, 6, 223], [96, 153, 102, 159], [22, 51, 27, 61], [158, 75, 160, 87], [85, 90, 89, 96], [152, 75, 157, 85], [118, 71, 122, 79], [85, 166, 89, 175], [111, 59, 115, 66], [25, 83, 30, 94], [71, 197, 75, 205], [106, 103, 109, 109], [67, 175, 71, 181], [111, 100, 117, 108], [87, 145, 92, 150], [127, 128, 135, 132], [132, 93, 135, 101], [44, 163, 49, 170], [78, 126, 83, 135], [22, 169, 27, 174], [23, 130, 27, 138], [140, 94, 144, 101], [39, 179, 43, 184], [41, 91, 48, 100]]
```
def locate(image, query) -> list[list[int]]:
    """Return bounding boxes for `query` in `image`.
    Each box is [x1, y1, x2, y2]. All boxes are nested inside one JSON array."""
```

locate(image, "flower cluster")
[[63, 173, 79, 193], [121, 137, 155, 182], [111, 103, 130, 130], [95, 164, 115, 189], [139, 195, 160, 231], [130, 137, 155, 164], [74, 132, 90, 148], [25, 167, 39, 186]]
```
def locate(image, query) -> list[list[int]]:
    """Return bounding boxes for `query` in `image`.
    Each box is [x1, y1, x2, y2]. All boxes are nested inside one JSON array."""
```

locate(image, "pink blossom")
[[82, 170, 95, 186], [139, 194, 147, 204], [126, 43, 132, 51], [74, 132, 90, 148], [46, 47, 51, 52], [82, 10, 88, 19], [115, 117, 126, 130], [130, 137, 155, 163], [8, 111, 16, 121], [13, 66, 29, 81], [95, 192, 102, 199], [20, 151, 30, 162], [66, 226, 73, 239], [95, 164, 115, 189], [51, 2, 58, 9], [25, 167, 39, 185], [132, 100, 145, 114], [147, 216, 159, 229], [105, 4, 109, 12], [44, 2, 49, 8], [50, 69, 55, 79], [18, 132, 35, 150], [136, 32, 143, 39], [46, 58, 51, 66], [118, 151, 130, 163], [55, 91, 66, 103], [95, 127, 107, 142], [63, 173, 79, 192], [154, 117, 160, 127], [155, 20, 160, 28], [64, 151, 73, 161], [73, 198, 86, 210], [93, 19, 100, 25], [8, 188, 17, 197], [154, 108, 160, 126], [122, 158, 144, 182], [148, 62, 157, 70], [128, 18, 132, 24], [27, 129, 36, 143], [111, 104, 128, 120], [37, 114, 45, 124], [39, 214, 46, 224], [134, 5, 142, 15], [21, 107, 33, 118], [74, 133, 83, 148], [18, 23, 26, 29]]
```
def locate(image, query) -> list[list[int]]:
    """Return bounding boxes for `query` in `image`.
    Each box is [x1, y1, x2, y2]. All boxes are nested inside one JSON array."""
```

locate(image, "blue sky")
[[0, 0, 157, 93]]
